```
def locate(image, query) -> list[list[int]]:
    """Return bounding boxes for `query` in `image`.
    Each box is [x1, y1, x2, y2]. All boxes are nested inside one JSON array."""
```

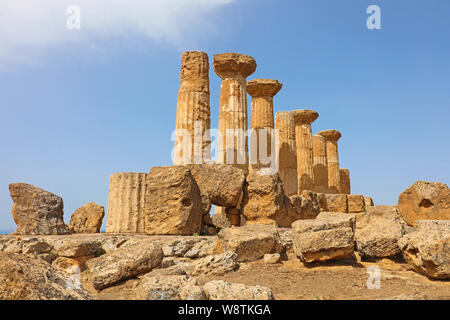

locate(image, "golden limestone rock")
[[70, 202, 104, 234], [9, 183, 70, 235], [398, 181, 450, 227], [144, 166, 203, 235]]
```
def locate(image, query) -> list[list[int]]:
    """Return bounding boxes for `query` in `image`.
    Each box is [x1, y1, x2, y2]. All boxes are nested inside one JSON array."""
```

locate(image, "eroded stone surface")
[[86, 241, 163, 290], [70, 202, 104, 234], [355, 205, 405, 258], [291, 212, 355, 263], [202, 280, 274, 300], [398, 221, 450, 279], [9, 183, 70, 235], [145, 166, 203, 235], [0, 252, 91, 300], [217, 225, 283, 262], [398, 181, 450, 227]]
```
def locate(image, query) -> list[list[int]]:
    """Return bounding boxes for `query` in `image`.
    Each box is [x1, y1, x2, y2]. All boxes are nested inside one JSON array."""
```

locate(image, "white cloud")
[[0, 0, 234, 68]]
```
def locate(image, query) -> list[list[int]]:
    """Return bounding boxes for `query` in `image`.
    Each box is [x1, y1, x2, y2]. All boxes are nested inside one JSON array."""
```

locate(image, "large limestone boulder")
[[0, 252, 91, 300], [291, 212, 356, 263], [145, 166, 203, 235], [398, 220, 450, 279], [203, 280, 274, 300], [187, 163, 246, 208], [70, 202, 104, 234], [217, 224, 283, 262], [9, 183, 70, 235], [355, 205, 405, 258], [317, 193, 348, 213], [85, 240, 163, 290], [347, 195, 365, 213], [135, 274, 204, 300], [398, 181, 450, 227], [242, 169, 295, 227], [290, 190, 320, 220], [182, 252, 238, 276]]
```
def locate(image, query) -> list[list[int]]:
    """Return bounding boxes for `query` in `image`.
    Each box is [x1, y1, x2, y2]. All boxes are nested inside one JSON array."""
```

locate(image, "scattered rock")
[[242, 169, 295, 227], [135, 274, 200, 300], [291, 212, 356, 263], [52, 257, 81, 273], [264, 253, 281, 264], [217, 224, 283, 262], [398, 220, 449, 279], [9, 183, 70, 235], [0, 252, 91, 300], [183, 252, 238, 276], [86, 241, 163, 290], [69, 202, 105, 234], [355, 205, 404, 258], [145, 166, 203, 235], [203, 280, 274, 300], [45, 237, 102, 258], [179, 283, 207, 300], [398, 181, 450, 226]]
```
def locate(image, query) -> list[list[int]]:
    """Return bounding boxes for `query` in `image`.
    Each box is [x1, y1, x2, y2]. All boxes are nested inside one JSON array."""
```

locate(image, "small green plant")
[[193, 233, 199, 237]]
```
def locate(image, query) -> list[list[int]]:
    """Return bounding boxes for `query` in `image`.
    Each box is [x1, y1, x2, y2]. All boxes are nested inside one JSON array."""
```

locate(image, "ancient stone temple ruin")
[[104, 50, 363, 234]]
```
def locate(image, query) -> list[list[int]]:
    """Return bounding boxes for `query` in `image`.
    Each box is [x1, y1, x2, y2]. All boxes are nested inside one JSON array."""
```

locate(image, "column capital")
[[317, 129, 342, 141], [213, 53, 257, 79], [292, 109, 319, 125], [247, 79, 282, 98]]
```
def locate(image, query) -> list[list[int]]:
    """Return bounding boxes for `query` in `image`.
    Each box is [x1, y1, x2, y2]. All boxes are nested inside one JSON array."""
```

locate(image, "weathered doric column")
[[312, 134, 329, 193], [214, 53, 257, 173], [106, 172, 147, 233], [292, 110, 319, 193], [247, 79, 282, 172], [174, 51, 210, 165], [317, 130, 342, 194], [340, 168, 351, 194], [275, 111, 297, 196]]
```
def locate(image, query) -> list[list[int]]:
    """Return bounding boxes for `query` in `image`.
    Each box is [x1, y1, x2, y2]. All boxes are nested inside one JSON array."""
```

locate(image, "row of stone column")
[[172, 50, 350, 195]]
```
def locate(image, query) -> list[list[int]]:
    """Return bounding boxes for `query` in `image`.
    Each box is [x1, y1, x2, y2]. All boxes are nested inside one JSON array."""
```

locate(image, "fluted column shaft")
[[214, 53, 257, 173], [106, 172, 147, 233], [292, 110, 319, 193], [247, 79, 282, 172], [312, 134, 329, 193], [318, 129, 342, 194], [174, 51, 210, 165], [275, 111, 297, 196], [326, 140, 340, 193]]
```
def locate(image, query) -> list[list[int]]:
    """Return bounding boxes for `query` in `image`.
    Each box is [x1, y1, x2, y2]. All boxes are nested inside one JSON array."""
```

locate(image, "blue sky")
[[0, 0, 449, 232]]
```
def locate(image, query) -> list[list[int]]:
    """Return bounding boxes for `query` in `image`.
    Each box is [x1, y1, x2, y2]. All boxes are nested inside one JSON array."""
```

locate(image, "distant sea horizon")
[[0, 229, 13, 235]]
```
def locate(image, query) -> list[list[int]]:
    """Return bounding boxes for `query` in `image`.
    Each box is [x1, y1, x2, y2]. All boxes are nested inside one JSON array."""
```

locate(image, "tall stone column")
[[106, 172, 147, 233], [214, 53, 257, 173], [292, 110, 319, 193], [317, 130, 342, 194], [247, 79, 282, 172], [312, 134, 329, 193], [174, 51, 210, 165], [275, 111, 297, 196], [340, 168, 351, 194]]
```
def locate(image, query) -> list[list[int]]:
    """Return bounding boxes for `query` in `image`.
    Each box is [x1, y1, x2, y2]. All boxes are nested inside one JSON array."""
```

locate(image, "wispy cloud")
[[0, 0, 234, 68]]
